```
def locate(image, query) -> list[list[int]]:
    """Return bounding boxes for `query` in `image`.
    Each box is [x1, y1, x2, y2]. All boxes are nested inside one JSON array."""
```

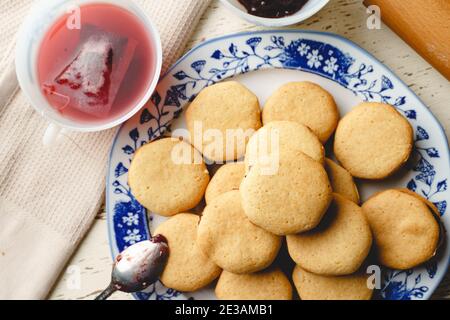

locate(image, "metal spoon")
[[95, 234, 169, 300]]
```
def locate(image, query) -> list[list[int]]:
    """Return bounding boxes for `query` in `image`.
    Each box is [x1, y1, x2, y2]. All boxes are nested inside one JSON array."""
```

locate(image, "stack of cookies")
[[128, 81, 442, 300]]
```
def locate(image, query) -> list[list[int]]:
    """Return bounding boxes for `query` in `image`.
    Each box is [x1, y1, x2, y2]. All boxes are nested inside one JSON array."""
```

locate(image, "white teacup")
[[15, 0, 162, 145]]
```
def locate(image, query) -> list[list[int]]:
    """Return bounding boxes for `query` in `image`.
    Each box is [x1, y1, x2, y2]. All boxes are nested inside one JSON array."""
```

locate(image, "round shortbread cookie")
[[399, 188, 443, 218], [215, 269, 293, 300], [362, 189, 440, 270], [245, 121, 325, 173], [240, 151, 332, 235], [292, 265, 373, 300], [324, 158, 360, 204], [155, 213, 221, 291], [334, 102, 413, 179], [286, 194, 372, 276], [205, 162, 245, 204], [185, 81, 262, 162], [197, 190, 281, 274], [262, 82, 339, 143], [129, 137, 209, 216]]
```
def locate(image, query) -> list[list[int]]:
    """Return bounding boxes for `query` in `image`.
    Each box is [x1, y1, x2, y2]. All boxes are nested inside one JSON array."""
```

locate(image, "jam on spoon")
[[95, 235, 169, 300], [238, 0, 308, 18]]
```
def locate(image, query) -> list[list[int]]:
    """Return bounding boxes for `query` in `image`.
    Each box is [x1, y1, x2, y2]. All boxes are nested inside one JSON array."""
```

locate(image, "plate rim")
[[106, 29, 450, 300]]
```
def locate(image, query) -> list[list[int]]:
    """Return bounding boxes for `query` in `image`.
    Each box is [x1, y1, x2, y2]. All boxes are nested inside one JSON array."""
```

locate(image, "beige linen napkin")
[[0, 0, 211, 300]]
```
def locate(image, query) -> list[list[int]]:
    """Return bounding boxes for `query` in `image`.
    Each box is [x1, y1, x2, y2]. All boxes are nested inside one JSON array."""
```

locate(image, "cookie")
[[400, 188, 443, 218], [334, 102, 413, 179], [324, 158, 360, 203], [215, 269, 293, 300], [197, 190, 281, 274], [362, 189, 440, 270], [155, 213, 221, 291], [292, 265, 373, 300], [185, 81, 262, 162], [205, 162, 245, 204], [286, 194, 372, 275], [240, 151, 332, 235], [245, 121, 325, 173], [262, 82, 339, 143], [129, 137, 210, 216]]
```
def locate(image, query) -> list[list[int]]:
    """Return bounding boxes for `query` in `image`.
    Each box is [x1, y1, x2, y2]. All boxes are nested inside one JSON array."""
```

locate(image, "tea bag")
[[43, 25, 137, 117]]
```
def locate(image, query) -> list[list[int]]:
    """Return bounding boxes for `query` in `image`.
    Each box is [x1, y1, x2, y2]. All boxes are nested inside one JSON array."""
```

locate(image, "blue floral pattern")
[[382, 269, 429, 300], [107, 31, 449, 300]]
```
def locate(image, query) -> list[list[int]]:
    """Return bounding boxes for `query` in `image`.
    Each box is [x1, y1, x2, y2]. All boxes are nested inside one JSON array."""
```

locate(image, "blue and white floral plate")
[[106, 31, 450, 300]]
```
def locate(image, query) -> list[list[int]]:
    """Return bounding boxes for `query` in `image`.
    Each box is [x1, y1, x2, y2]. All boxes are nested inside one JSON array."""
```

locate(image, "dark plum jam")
[[238, 0, 308, 18]]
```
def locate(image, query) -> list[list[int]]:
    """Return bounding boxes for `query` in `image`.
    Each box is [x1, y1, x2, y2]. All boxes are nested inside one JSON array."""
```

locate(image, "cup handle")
[[43, 123, 62, 146]]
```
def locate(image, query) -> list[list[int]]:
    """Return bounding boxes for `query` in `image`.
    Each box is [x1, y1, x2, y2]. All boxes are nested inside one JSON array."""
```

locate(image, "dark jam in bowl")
[[238, 0, 308, 18]]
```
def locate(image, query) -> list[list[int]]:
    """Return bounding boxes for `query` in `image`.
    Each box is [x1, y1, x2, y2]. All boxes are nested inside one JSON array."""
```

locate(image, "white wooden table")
[[48, 0, 450, 300]]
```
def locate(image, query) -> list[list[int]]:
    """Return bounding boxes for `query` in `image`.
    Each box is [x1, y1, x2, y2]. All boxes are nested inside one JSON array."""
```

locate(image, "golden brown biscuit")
[[205, 162, 245, 204], [362, 189, 440, 270], [287, 194, 372, 276], [215, 269, 292, 300], [129, 137, 209, 216], [324, 158, 360, 203], [334, 102, 413, 179], [292, 265, 373, 300], [398, 188, 442, 218], [262, 82, 339, 142], [155, 213, 221, 291], [185, 81, 261, 162], [197, 191, 281, 274], [245, 121, 325, 172], [240, 151, 332, 235]]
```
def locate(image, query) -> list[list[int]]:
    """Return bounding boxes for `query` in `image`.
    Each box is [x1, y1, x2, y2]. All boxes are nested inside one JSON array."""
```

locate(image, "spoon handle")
[[95, 283, 117, 300]]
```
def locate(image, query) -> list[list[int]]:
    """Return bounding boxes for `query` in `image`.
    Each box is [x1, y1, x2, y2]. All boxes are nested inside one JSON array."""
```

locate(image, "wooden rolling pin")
[[364, 0, 450, 81]]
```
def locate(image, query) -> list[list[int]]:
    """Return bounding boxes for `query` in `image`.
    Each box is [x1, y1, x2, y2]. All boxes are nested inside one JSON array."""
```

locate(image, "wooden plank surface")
[[48, 0, 450, 300], [364, 0, 450, 81]]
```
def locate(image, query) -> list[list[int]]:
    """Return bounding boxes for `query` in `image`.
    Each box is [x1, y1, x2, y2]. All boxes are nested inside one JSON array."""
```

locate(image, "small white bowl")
[[220, 0, 329, 27]]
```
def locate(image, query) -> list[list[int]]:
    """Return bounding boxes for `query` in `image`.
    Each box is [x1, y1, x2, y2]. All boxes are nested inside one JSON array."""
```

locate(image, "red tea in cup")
[[37, 3, 156, 124]]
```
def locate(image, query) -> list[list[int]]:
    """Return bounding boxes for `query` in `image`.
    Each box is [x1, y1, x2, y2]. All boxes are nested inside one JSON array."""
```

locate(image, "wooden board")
[[364, 0, 450, 80]]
